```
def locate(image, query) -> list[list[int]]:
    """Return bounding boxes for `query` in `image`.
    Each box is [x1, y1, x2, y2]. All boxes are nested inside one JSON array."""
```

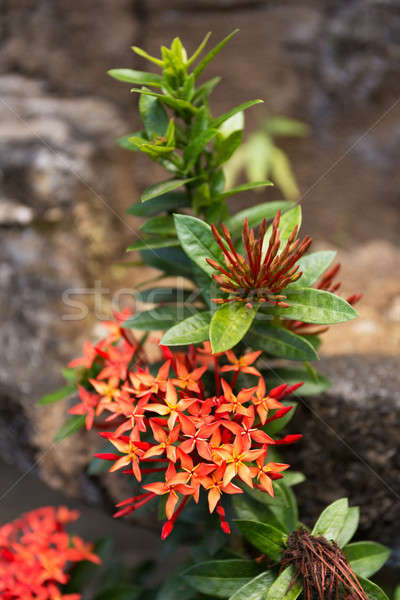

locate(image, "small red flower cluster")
[[0, 506, 100, 600], [68, 311, 302, 539]]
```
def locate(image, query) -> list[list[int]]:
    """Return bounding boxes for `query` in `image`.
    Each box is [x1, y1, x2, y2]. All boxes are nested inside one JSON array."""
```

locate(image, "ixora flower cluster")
[[68, 314, 302, 539], [0, 506, 100, 600]]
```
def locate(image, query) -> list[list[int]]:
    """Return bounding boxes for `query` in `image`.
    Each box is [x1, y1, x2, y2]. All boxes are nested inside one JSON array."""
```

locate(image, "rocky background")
[[0, 0, 399, 575]]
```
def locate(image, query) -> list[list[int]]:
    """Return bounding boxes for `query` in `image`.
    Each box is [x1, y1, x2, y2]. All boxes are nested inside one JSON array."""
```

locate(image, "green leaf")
[[38, 383, 76, 406], [139, 93, 169, 138], [263, 205, 301, 254], [270, 147, 300, 201], [260, 365, 331, 396], [156, 569, 197, 600], [234, 520, 287, 561], [193, 76, 221, 102], [53, 415, 86, 442], [226, 201, 293, 238], [174, 214, 225, 277], [271, 288, 358, 324], [161, 311, 212, 346], [127, 192, 190, 217], [212, 100, 264, 129], [242, 481, 296, 533], [247, 325, 318, 361], [336, 506, 360, 548], [124, 305, 194, 331], [217, 181, 273, 201], [264, 116, 309, 138], [127, 237, 179, 251], [186, 31, 212, 67], [288, 250, 336, 289], [229, 571, 275, 600], [343, 542, 390, 578], [140, 215, 176, 236], [117, 132, 146, 151], [184, 559, 261, 598], [210, 303, 258, 353], [142, 178, 197, 203], [394, 585, 400, 600], [183, 128, 218, 173], [213, 130, 243, 166], [193, 29, 239, 78], [232, 495, 287, 532], [108, 68, 161, 87], [130, 87, 196, 113], [312, 498, 349, 541], [265, 565, 302, 600], [140, 247, 193, 278], [135, 287, 194, 304], [131, 46, 164, 66], [283, 471, 306, 487], [358, 577, 390, 600]]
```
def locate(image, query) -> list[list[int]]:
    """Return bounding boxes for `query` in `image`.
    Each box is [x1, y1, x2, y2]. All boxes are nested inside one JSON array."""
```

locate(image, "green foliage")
[[343, 542, 391, 578], [184, 559, 262, 598]]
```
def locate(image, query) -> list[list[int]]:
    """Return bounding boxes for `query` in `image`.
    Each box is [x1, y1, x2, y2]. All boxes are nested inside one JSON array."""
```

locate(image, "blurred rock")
[[286, 354, 400, 547]]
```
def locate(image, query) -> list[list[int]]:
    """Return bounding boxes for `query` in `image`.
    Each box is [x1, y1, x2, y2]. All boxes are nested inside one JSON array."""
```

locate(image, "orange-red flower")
[[0, 507, 99, 600], [66, 314, 302, 539]]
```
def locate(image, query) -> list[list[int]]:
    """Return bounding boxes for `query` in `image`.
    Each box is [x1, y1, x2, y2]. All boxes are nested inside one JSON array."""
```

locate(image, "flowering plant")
[[35, 31, 393, 600]]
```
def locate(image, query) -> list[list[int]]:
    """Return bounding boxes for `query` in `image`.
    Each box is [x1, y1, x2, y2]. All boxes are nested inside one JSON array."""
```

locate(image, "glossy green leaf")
[[140, 215, 176, 236], [124, 305, 194, 330], [38, 383, 76, 406], [213, 130, 242, 166], [193, 29, 239, 78], [131, 46, 163, 66], [232, 494, 286, 532], [210, 303, 258, 353], [312, 498, 349, 541], [262, 205, 301, 254], [108, 68, 161, 87], [218, 181, 273, 201], [139, 92, 169, 138], [140, 248, 193, 278], [184, 559, 261, 598], [141, 178, 197, 203], [130, 87, 196, 113], [226, 201, 293, 238], [161, 311, 212, 346], [343, 542, 390, 578], [174, 214, 225, 276], [127, 192, 190, 217], [247, 325, 318, 361], [358, 577, 390, 600], [265, 565, 302, 600], [272, 288, 358, 324], [234, 520, 287, 560], [212, 100, 264, 129], [229, 571, 275, 600], [243, 481, 296, 533], [53, 415, 86, 442], [183, 128, 218, 172], [127, 237, 179, 251], [288, 250, 336, 289], [156, 569, 197, 600], [260, 365, 331, 396], [336, 506, 360, 548], [136, 287, 194, 304], [193, 76, 221, 102]]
